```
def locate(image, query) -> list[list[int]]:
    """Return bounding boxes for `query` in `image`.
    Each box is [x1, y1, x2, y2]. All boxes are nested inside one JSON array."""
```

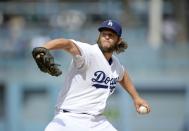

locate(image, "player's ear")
[[118, 37, 122, 45]]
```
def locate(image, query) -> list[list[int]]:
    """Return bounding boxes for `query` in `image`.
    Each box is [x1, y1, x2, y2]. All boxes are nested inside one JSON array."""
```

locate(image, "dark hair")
[[115, 40, 128, 54]]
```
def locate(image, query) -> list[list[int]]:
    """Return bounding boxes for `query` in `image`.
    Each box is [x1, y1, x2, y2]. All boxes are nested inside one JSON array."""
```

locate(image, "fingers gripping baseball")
[[32, 47, 62, 76], [134, 97, 151, 115]]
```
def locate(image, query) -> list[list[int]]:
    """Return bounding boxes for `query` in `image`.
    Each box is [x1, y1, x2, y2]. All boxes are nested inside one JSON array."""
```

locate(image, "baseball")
[[139, 106, 148, 114]]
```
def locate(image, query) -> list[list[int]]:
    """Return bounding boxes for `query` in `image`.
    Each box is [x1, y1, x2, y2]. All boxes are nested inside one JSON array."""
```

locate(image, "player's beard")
[[97, 38, 118, 53]]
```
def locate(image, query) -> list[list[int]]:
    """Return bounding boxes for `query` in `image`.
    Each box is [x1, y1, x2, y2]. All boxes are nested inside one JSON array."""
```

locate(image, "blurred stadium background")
[[0, 0, 189, 131]]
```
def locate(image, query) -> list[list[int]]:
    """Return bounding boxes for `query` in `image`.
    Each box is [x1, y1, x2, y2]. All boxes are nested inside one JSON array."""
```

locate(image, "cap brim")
[[98, 27, 120, 37]]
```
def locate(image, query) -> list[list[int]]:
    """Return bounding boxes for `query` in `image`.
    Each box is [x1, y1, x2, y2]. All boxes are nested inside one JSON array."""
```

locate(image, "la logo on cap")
[[107, 20, 113, 26]]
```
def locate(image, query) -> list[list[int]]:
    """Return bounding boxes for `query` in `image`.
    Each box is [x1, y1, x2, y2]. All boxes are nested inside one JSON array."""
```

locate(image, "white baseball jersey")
[[56, 39, 125, 115]]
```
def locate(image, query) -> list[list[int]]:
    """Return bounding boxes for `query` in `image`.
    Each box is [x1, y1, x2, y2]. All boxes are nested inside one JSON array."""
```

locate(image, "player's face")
[[97, 30, 121, 53]]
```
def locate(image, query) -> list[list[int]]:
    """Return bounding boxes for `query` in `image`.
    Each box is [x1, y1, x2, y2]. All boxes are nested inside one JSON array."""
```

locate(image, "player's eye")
[[102, 32, 113, 38]]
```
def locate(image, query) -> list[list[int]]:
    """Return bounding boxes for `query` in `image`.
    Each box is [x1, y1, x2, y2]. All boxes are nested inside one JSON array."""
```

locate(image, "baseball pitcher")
[[32, 20, 151, 131]]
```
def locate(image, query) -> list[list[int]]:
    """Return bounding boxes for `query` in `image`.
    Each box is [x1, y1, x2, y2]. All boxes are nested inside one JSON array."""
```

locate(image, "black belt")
[[62, 109, 70, 113], [62, 109, 90, 115]]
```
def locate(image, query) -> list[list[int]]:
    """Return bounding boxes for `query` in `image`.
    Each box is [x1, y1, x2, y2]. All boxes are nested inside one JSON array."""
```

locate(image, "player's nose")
[[104, 34, 110, 40]]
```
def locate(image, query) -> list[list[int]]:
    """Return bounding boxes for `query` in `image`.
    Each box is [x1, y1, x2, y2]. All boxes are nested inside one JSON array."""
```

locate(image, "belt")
[[62, 109, 91, 115], [62, 109, 70, 113]]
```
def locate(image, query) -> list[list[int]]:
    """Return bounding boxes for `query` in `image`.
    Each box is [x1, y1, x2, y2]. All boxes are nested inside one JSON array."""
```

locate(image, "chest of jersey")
[[86, 49, 120, 94]]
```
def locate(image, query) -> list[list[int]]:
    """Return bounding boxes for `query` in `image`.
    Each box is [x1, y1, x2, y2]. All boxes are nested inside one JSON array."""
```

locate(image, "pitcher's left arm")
[[119, 70, 151, 114]]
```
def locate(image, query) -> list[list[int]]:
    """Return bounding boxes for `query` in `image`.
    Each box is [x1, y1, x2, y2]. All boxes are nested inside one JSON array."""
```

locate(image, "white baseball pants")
[[44, 112, 118, 131]]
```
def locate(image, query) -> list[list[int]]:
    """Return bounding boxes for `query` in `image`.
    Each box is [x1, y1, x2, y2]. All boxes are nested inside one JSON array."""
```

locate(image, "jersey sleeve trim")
[[112, 55, 125, 81], [69, 39, 89, 70]]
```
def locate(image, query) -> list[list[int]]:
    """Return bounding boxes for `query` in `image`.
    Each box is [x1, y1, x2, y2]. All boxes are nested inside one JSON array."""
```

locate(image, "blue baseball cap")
[[98, 20, 122, 37]]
